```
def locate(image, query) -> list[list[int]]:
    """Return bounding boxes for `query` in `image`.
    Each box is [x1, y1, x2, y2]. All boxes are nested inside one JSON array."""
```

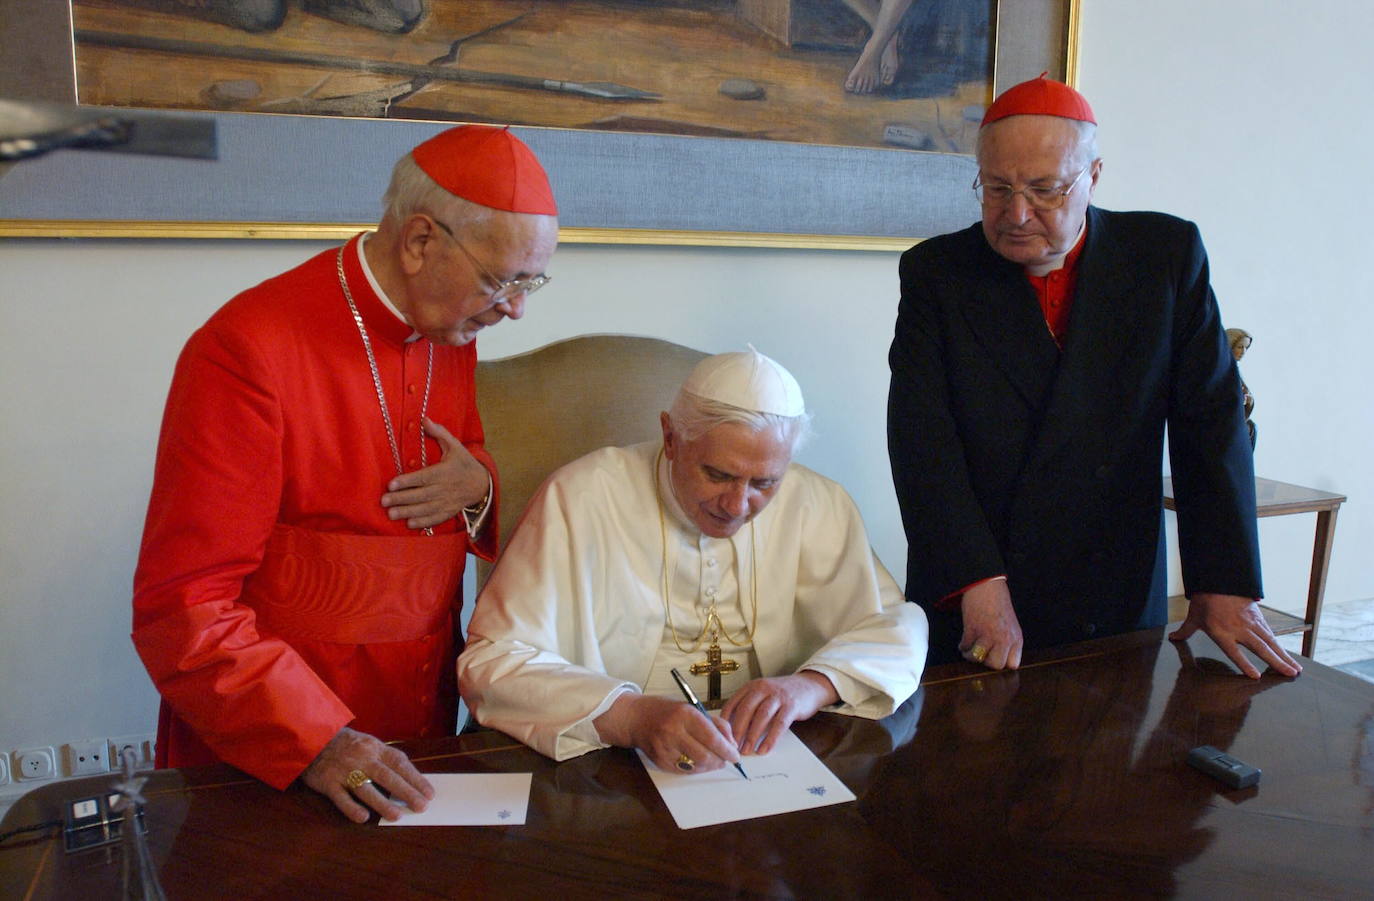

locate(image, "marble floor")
[[1276, 596, 1374, 683]]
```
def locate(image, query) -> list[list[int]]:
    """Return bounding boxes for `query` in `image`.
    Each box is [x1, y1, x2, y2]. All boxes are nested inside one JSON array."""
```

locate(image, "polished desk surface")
[[5, 629, 1373, 899]]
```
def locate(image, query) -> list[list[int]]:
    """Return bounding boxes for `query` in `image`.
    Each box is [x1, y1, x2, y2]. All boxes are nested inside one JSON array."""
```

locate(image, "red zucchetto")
[[981, 73, 1096, 127], [411, 125, 558, 215]]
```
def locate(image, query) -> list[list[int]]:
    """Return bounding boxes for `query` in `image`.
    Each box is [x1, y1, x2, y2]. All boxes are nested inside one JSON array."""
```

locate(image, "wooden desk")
[[1163, 477, 1346, 656], [4, 630, 1372, 899]]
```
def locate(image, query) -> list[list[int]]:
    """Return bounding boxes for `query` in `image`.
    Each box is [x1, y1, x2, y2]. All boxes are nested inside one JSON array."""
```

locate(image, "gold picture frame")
[[0, 0, 1080, 249]]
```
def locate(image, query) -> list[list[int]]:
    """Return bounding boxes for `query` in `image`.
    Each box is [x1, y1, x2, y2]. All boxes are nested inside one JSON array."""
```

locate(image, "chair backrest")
[[475, 334, 707, 583]]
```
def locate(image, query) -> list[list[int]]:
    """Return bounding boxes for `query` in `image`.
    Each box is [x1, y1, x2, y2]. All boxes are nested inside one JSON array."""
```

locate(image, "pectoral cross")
[[689, 635, 738, 709]]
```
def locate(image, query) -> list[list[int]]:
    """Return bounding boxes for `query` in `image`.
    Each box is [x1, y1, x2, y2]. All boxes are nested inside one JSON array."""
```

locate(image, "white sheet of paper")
[[378, 773, 532, 826], [637, 728, 856, 829]]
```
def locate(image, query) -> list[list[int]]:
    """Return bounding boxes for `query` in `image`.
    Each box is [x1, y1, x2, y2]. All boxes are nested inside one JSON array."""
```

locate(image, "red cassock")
[[132, 235, 498, 789]]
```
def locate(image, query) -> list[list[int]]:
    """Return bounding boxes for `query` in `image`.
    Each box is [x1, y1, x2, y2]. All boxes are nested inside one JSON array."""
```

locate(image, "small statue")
[[112, 748, 166, 900], [1226, 328, 1257, 449]]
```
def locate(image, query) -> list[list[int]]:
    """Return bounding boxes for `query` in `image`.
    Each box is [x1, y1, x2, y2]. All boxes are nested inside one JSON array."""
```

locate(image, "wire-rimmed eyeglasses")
[[972, 163, 1092, 211], [431, 217, 551, 303]]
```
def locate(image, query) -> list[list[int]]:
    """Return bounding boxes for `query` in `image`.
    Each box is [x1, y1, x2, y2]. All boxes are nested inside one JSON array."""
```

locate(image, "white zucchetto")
[[681, 347, 806, 417]]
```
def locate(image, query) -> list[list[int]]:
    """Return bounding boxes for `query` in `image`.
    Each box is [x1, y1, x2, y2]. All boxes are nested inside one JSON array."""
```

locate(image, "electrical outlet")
[[107, 735, 155, 771], [63, 739, 110, 776], [14, 746, 57, 781], [0, 752, 9, 786]]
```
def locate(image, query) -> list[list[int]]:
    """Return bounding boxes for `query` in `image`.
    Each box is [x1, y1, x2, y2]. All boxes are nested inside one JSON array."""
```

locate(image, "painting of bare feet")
[[71, 0, 998, 153]]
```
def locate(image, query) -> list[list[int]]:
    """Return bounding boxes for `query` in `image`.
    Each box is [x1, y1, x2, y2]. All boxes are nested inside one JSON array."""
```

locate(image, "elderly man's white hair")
[[975, 117, 1099, 170], [666, 392, 812, 452], [380, 152, 494, 235]]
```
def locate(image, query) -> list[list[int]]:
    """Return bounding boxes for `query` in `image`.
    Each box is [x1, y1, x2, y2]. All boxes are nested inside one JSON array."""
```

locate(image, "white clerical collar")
[[356, 232, 422, 343]]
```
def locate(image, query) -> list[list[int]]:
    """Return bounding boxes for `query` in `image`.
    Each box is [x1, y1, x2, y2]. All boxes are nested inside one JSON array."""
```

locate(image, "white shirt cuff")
[[570, 685, 638, 748], [462, 470, 494, 538]]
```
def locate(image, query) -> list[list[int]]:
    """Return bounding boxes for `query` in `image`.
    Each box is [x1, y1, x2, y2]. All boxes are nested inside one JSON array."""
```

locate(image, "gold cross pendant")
[[689, 640, 739, 708]]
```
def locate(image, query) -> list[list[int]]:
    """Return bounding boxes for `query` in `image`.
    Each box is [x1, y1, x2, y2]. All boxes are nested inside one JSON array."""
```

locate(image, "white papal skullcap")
[[682, 346, 806, 417]]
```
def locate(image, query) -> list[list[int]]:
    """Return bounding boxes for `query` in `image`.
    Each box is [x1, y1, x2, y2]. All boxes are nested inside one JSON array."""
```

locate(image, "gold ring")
[[676, 753, 695, 772], [969, 644, 989, 663], [344, 769, 373, 791]]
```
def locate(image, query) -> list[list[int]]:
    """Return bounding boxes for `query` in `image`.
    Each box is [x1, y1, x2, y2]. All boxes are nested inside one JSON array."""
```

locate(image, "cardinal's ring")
[[344, 769, 373, 791], [676, 753, 695, 772], [969, 644, 989, 663]]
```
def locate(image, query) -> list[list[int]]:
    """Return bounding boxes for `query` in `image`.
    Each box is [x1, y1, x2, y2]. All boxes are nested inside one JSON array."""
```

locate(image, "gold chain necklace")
[[337, 245, 435, 536], [654, 446, 759, 653]]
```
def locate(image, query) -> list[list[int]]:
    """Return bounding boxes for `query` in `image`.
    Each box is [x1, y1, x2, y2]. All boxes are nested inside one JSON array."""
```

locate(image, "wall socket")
[[63, 739, 110, 777], [1, 737, 155, 797], [13, 747, 57, 781], [108, 735, 156, 771]]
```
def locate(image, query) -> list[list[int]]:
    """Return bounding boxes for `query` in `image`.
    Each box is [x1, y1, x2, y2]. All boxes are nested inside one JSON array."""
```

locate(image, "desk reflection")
[[4, 629, 1371, 900]]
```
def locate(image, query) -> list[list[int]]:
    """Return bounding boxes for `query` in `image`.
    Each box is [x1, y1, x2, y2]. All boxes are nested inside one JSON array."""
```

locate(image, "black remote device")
[[1187, 745, 1260, 789]]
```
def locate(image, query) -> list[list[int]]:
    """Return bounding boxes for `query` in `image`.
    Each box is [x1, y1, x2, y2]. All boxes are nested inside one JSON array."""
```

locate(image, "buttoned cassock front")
[[457, 442, 927, 761], [888, 207, 1261, 664], [133, 235, 498, 789]]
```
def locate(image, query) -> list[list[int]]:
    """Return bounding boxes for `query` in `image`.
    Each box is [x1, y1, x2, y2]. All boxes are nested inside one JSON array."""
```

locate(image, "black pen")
[[669, 667, 748, 780]]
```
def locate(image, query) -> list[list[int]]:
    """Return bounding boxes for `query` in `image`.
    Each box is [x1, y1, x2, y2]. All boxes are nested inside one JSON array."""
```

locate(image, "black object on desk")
[[1187, 745, 1261, 789]]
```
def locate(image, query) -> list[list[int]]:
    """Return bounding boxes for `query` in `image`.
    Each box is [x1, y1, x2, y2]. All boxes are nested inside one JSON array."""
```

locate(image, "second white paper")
[[378, 773, 532, 826], [637, 728, 856, 829]]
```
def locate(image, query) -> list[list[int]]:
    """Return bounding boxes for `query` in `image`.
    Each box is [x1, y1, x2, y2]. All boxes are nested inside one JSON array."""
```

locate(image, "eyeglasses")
[[972, 163, 1091, 211], [430, 217, 551, 303]]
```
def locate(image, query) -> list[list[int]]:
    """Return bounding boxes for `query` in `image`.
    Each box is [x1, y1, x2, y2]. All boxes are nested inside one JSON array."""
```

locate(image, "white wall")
[[2, 1, 1371, 797], [1078, 0, 1374, 612]]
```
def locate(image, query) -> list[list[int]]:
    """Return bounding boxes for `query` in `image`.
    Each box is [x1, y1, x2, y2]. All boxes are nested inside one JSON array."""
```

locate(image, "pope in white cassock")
[[457, 349, 928, 776]]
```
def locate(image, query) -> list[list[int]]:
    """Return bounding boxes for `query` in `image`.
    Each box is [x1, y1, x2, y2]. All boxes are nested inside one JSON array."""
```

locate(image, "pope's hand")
[[959, 579, 1023, 670], [301, 727, 434, 823], [380, 418, 489, 530], [594, 693, 741, 774], [721, 671, 838, 756], [1169, 592, 1303, 679]]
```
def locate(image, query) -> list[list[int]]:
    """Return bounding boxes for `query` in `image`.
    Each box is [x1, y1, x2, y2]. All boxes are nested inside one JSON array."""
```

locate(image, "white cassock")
[[458, 441, 929, 761]]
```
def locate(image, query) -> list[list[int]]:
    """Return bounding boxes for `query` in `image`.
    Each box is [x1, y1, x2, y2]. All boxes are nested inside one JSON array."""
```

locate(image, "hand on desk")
[[380, 418, 490, 531], [594, 693, 742, 775], [1169, 593, 1303, 679], [959, 579, 1023, 671], [302, 727, 435, 823], [722, 671, 839, 756]]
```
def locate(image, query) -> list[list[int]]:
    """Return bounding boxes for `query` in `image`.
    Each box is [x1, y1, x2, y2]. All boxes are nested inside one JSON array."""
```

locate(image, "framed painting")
[[0, 0, 1079, 248]]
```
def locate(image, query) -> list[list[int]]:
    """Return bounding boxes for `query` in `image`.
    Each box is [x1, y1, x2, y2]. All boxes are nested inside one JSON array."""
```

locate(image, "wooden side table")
[[1163, 477, 1346, 657]]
